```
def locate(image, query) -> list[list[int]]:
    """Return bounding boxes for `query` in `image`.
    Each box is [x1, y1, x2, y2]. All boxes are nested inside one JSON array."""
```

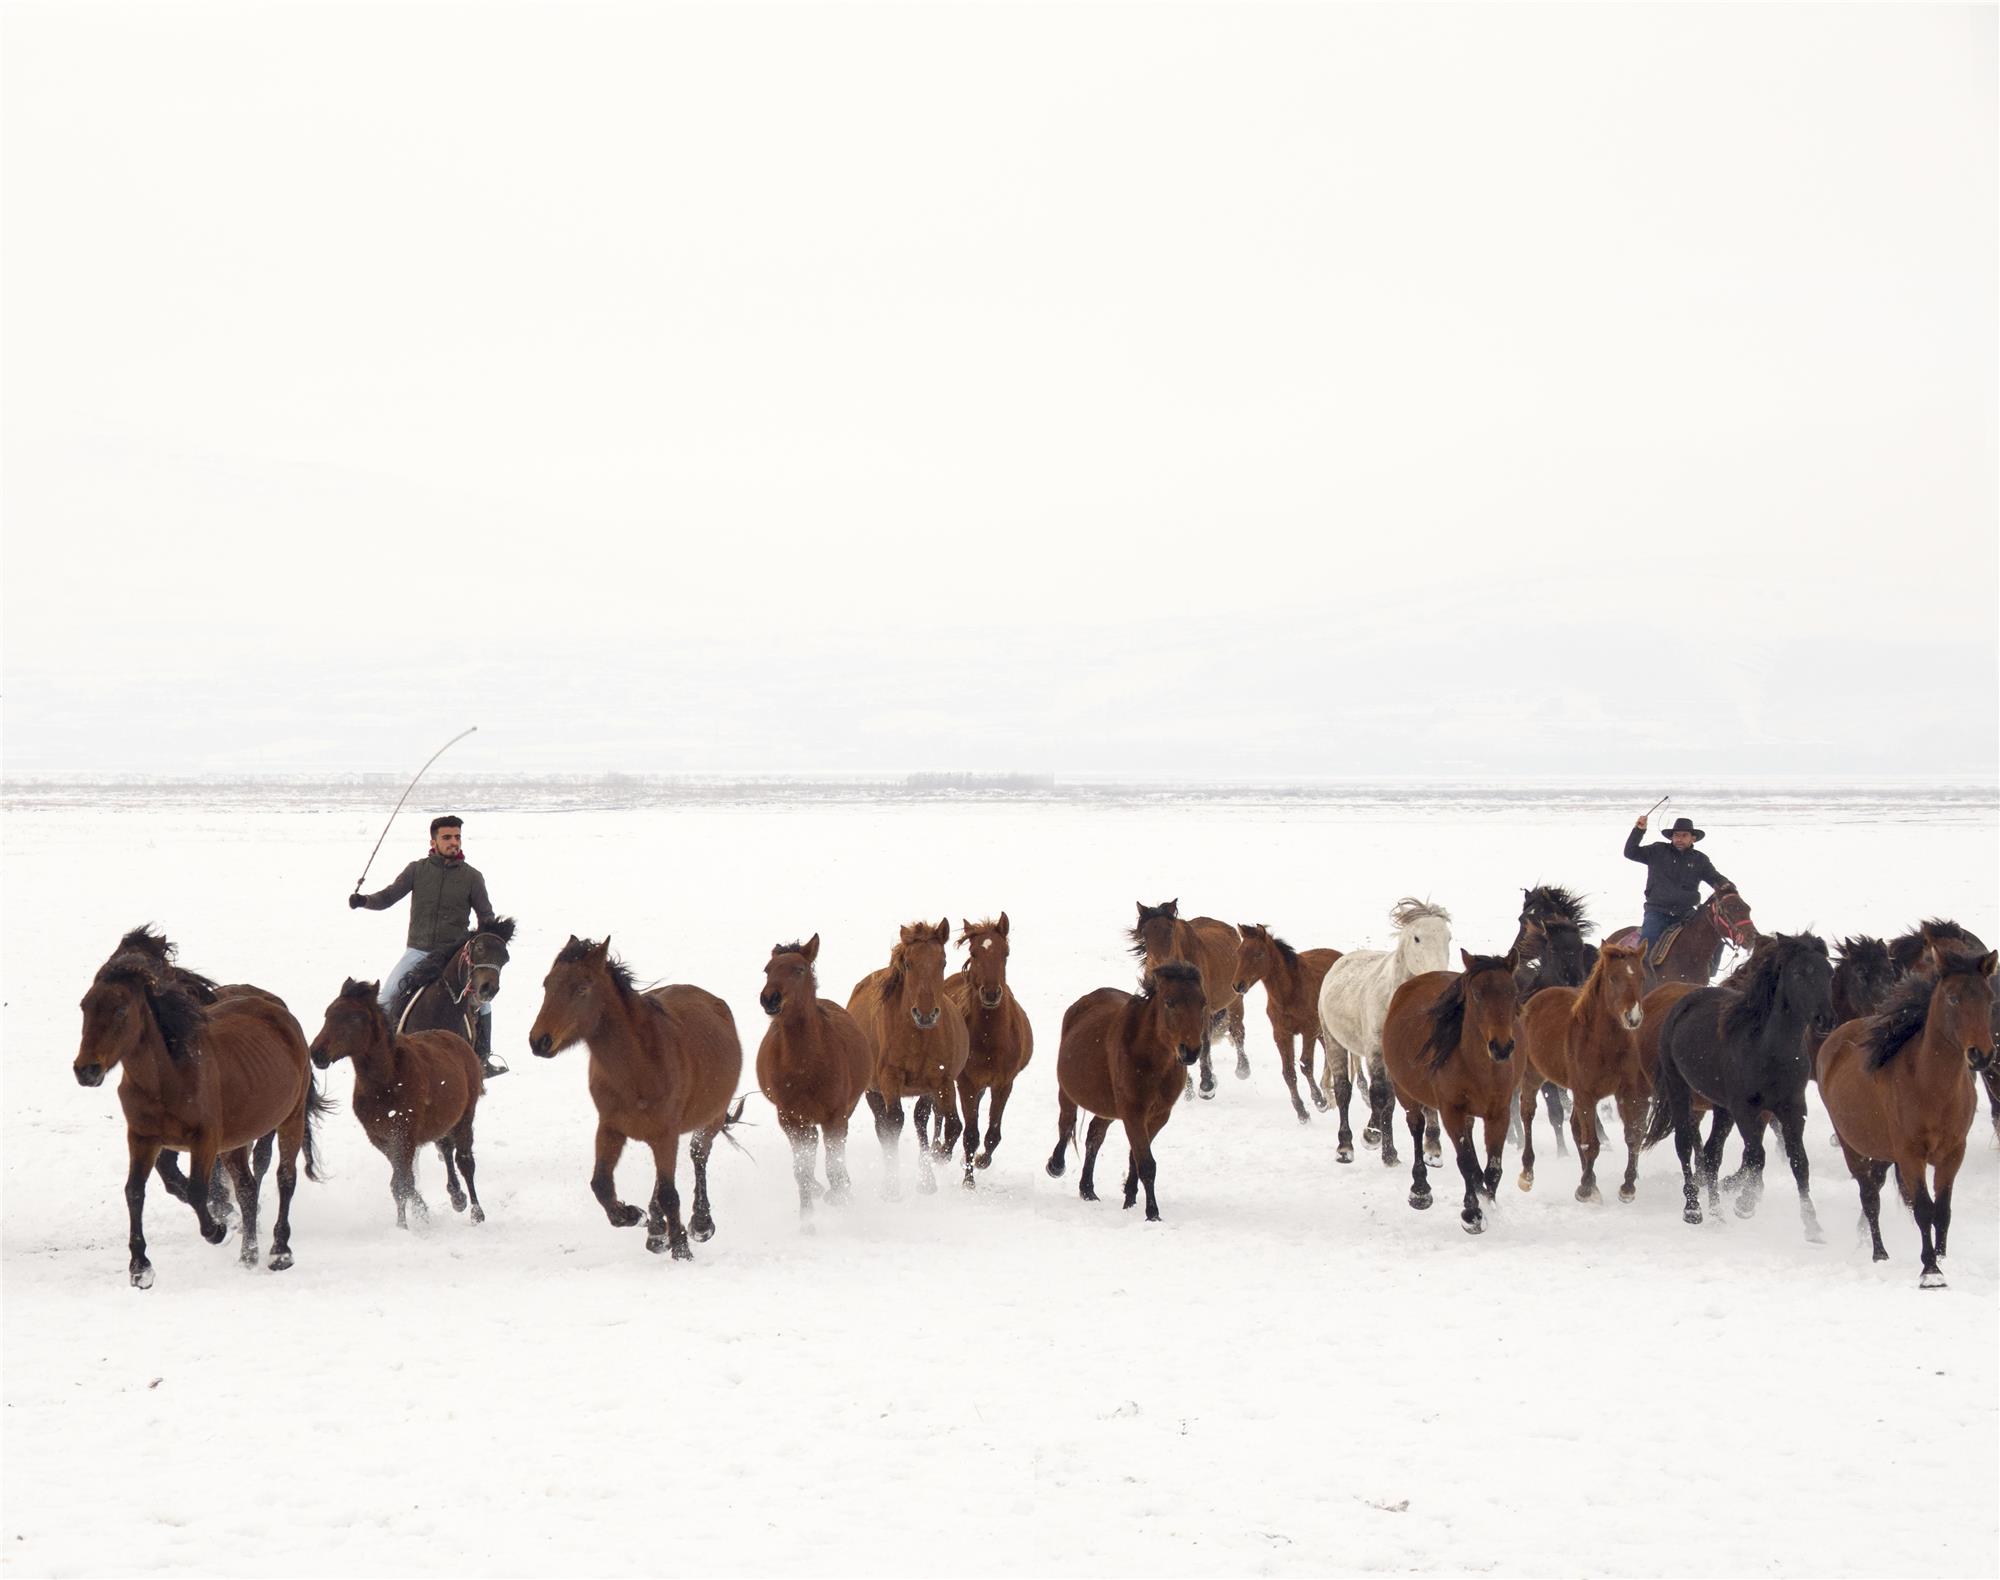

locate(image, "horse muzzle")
[[911, 1008, 941, 1030], [310, 1049, 331, 1070], [1969, 1045, 1995, 1072], [74, 1063, 105, 1088], [1179, 1044, 1202, 1066], [759, 992, 783, 1017], [1488, 1039, 1514, 1062], [978, 992, 1003, 1010], [1623, 1008, 1645, 1031], [530, 1033, 555, 1059], [1231, 981, 1249, 997]]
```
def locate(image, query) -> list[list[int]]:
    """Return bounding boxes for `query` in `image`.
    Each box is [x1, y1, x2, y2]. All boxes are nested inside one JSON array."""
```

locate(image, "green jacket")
[[358, 854, 497, 951]]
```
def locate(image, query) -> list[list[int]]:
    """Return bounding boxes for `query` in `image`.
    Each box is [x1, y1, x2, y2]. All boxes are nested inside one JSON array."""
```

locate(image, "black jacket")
[[358, 853, 496, 951], [1623, 828, 1731, 917]]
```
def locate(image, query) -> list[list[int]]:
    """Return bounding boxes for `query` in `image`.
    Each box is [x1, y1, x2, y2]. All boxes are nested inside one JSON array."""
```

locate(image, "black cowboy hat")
[[1663, 816, 1705, 842]]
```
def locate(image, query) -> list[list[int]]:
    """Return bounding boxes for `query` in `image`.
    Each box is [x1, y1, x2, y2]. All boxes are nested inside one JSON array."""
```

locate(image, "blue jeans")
[[1639, 907, 1684, 951]]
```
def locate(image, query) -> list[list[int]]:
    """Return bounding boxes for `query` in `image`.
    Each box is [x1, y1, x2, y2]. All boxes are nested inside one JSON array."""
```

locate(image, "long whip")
[[1641, 794, 1670, 821], [353, 726, 479, 893]]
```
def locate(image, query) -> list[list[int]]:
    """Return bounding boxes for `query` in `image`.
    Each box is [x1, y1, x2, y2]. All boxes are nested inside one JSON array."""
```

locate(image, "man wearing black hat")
[[1625, 811, 1735, 954]]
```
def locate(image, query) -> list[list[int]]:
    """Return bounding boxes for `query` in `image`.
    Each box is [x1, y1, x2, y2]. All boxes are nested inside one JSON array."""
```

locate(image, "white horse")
[[1317, 898, 1453, 1165]]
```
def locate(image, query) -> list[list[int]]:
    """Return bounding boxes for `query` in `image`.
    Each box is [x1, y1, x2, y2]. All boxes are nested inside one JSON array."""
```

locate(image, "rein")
[[395, 940, 479, 1039]]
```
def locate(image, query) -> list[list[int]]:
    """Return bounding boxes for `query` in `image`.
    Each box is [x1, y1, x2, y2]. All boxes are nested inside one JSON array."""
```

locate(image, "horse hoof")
[[1409, 1192, 1432, 1211], [1872, 1248, 1889, 1263], [975, 1154, 993, 1170], [961, 1172, 976, 1191], [1460, 1214, 1485, 1236], [1363, 1125, 1382, 1145], [1295, 1109, 1311, 1127], [1381, 1150, 1399, 1168], [1516, 1172, 1533, 1192], [690, 1218, 716, 1243], [449, 1193, 467, 1214], [798, 1217, 817, 1237], [672, 1241, 694, 1262], [1080, 1186, 1098, 1202], [1046, 1159, 1065, 1179], [266, 1249, 292, 1272], [1424, 1150, 1442, 1168], [130, 1264, 155, 1290], [614, 1205, 644, 1228], [1336, 1143, 1354, 1164], [1683, 1207, 1703, 1226], [201, 1222, 228, 1246], [1199, 1083, 1216, 1101], [1575, 1185, 1601, 1205], [1145, 1206, 1161, 1222], [239, 1247, 260, 1269], [880, 1182, 902, 1202], [1234, 1058, 1251, 1080], [1618, 1184, 1636, 1203], [1312, 1096, 1330, 1112], [1919, 1270, 1946, 1289], [1733, 1197, 1758, 1220], [470, 1205, 486, 1224], [1802, 1222, 1824, 1246]]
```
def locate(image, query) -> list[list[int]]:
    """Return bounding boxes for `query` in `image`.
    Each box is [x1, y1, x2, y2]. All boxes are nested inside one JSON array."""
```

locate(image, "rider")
[[348, 815, 504, 1076], [1625, 811, 1735, 954]]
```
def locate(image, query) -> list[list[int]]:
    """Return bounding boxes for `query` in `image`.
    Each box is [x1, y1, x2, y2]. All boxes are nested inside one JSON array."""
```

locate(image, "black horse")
[[389, 917, 518, 1075], [1831, 935, 1899, 1025], [1646, 932, 1834, 1236], [1510, 887, 1600, 1153]]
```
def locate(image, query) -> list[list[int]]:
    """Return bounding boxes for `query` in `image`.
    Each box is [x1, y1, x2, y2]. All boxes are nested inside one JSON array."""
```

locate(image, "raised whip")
[[353, 726, 479, 894]]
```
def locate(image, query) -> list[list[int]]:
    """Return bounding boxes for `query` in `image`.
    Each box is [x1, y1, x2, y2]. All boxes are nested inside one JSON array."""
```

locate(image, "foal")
[[529, 936, 744, 1259], [757, 935, 873, 1225], [849, 920, 970, 1196], [309, 979, 485, 1228], [1817, 945, 1996, 1287], [1516, 942, 1649, 1203], [943, 915, 1034, 1184], [1045, 963, 1211, 1220], [1232, 924, 1341, 1124], [1380, 951, 1521, 1234]]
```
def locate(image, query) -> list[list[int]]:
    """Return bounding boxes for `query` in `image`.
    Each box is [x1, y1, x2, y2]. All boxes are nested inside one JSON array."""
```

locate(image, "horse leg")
[[870, 1091, 906, 1200], [912, 1095, 932, 1152], [978, 1078, 1015, 1169], [643, 1137, 693, 1261], [1570, 1095, 1602, 1204], [914, 1088, 943, 1194], [824, 1117, 855, 1202], [221, 1147, 261, 1268], [388, 1138, 424, 1229], [1047, 1092, 1078, 1178], [1615, 1090, 1646, 1203], [591, 1123, 643, 1228], [1480, 1109, 1508, 1197], [124, 1137, 162, 1288], [1302, 1032, 1330, 1111], [1775, 1104, 1821, 1242], [687, 1125, 719, 1241], [1229, 998, 1249, 1081], [266, 1123, 302, 1272], [251, 1131, 275, 1187], [1423, 1106, 1442, 1167], [1277, 1032, 1310, 1124], [1448, 1110, 1487, 1233], [1369, 1053, 1399, 1166], [453, 1113, 484, 1224], [153, 1151, 196, 1208], [1404, 1103, 1432, 1210], [1329, 1042, 1357, 1163], [1932, 1144, 1965, 1261], [1197, 1020, 1217, 1099], [436, 1136, 467, 1212], [1079, 1115, 1112, 1202], [1661, 1063, 1702, 1225], [957, 1078, 982, 1187], [1849, 1149, 1891, 1262], [184, 1138, 228, 1245], [1543, 1083, 1570, 1158], [1132, 1120, 1164, 1221], [783, 1120, 819, 1228], [1698, 1109, 1736, 1219], [1515, 1071, 1538, 1191], [1730, 1112, 1767, 1220], [1893, 1160, 1943, 1288], [1362, 1049, 1383, 1146]]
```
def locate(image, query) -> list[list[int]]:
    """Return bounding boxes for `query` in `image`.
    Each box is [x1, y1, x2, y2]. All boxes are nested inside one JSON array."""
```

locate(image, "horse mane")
[[1523, 884, 1595, 936], [1718, 933, 1824, 1042], [390, 934, 473, 1018], [772, 940, 813, 958], [1390, 897, 1451, 930], [877, 924, 939, 1003], [96, 957, 211, 1065], [1865, 946, 1988, 1069], [110, 925, 221, 1002], [556, 935, 640, 997], [1127, 903, 1179, 961], [1888, 919, 1988, 974], [337, 976, 394, 1033], [1837, 935, 1891, 970], [1139, 960, 1203, 999], [1244, 925, 1299, 967], [1423, 954, 1511, 1072], [958, 918, 1005, 945], [482, 914, 518, 945]]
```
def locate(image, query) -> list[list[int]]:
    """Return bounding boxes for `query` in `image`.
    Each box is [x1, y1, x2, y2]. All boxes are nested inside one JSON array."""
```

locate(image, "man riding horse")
[[1625, 811, 1735, 957], [348, 814, 506, 1078]]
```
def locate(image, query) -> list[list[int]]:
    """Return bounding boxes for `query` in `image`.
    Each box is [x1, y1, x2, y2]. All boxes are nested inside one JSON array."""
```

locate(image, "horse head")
[[1707, 888, 1758, 951], [310, 978, 390, 1069], [1592, 941, 1648, 1031], [466, 916, 517, 1009], [958, 914, 1011, 1010], [1144, 961, 1210, 1065], [1459, 950, 1519, 1063], [762, 935, 820, 1017], [530, 935, 623, 1058], [892, 919, 951, 1029], [1232, 923, 1283, 997], [1128, 900, 1182, 966], [1390, 898, 1453, 978], [1930, 947, 1998, 1072]]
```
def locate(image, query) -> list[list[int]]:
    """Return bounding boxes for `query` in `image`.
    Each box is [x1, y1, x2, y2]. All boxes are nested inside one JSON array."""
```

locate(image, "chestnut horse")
[[1510, 886, 1600, 1155], [1231, 924, 1341, 1124], [1888, 920, 2000, 1141], [757, 935, 873, 1225], [74, 936, 329, 1287], [1515, 941, 1649, 1203], [528, 936, 744, 1259], [1045, 963, 1210, 1219], [1380, 951, 1522, 1234], [942, 915, 1034, 1184], [1605, 887, 1759, 989], [309, 979, 485, 1228], [1817, 945, 1997, 1286], [850, 920, 969, 1196], [1128, 901, 1244, 1098]]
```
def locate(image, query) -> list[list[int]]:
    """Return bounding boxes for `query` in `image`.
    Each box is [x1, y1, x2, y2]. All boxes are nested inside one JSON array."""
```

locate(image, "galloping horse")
[[1605, 888, 1759, 989], [1887, 920, 1999, 1141], [1128, 901, 1244, 1098], [74, 935, 329, 1286], [1816, 944, 1996, 1286], [1831, 936, 1899, 1025], [1045, 963, 1210, 1220], [1511, 892, 1600, 1157], [1317, 899, 1453, 1165], [757, 936, 873, 1226], [1231, 924, 1341, 1124], [1646, 932, 1834, 1236], [1380, 951, 1522, 1234], [1516, 941, 1649, 1203], [850, 920, 969, 1197], [528, 936, 744, 1259], [389, 916, 518, 1073], [943, 915, 1034, 1183], [309, 979, 486, 1228]]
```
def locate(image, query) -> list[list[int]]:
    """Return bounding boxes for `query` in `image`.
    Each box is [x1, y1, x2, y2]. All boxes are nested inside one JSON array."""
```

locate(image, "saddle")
[[1646, 922, 1685, 971]]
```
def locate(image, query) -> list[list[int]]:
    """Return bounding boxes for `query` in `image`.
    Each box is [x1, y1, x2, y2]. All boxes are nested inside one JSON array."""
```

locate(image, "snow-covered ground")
[[4, 786, 1996, 1577]]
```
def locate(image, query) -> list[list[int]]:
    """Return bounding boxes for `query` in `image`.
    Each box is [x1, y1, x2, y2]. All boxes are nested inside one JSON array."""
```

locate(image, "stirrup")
[[480, 1054, 511, 1079]]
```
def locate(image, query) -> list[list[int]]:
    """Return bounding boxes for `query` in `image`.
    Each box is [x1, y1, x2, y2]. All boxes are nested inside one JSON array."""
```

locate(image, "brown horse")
[[849, 920, 970, 1196], [1817, 945, 1997, 1287], [1605, 888, 1760, 989], [1379, 951, 1522, 1235], [1044, 963, 1210, 1219], [528, 936, 744, 1259], [1128, 900, 1245, 1098], [757, 935, 873, 1225], [309, 979, 485, 1228], [1515, 941, 1650, 1203], [1231, 924, 1341, 1124], [74, 936, 329, 1287], [942, 914, 1034, 1184], [388, 916, 518, 1073]]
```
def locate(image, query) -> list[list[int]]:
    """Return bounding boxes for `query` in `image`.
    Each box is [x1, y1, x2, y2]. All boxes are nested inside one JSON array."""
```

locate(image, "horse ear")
[[1981, 951, 1997, 978], [805, 933, 820, 963], [961, 919, 974, 941], [997, 912, 1009, 936], [362, 981, 381, 999], [341, 976, 358, 993], [566, 934, 582, 950], [1460, 948, 1474, 970], [1167, 898, 1179, 914], [589, 936, 611, 964], [935, 918, 950, 942]]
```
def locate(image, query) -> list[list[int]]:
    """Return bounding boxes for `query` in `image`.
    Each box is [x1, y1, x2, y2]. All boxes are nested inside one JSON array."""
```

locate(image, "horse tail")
[[1640, 1090, 1677, 1151], [715, 1096, 754, 1159], [302, 1073, 339, 1182]]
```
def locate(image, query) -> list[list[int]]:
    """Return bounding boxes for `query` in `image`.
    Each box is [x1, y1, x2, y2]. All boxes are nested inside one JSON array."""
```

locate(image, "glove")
[[347, 893, 366, 910]]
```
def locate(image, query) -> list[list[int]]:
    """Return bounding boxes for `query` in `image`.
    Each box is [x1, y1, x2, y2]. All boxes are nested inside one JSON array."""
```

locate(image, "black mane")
[[109, 925, 220, 1002], [1521, 884, 1595, 936], [556, 935, 639, 995], [1128, 901, 1180, 962], [1718, 933, 1827, 1043], [1865, 946, 1988, 1069], [481, 914, 518, 945], [96, 957, 210, 1065], [1888, 919, 1988, 976], [1425, 954, 1512, 1072], [1139, 960, 1204, 999]]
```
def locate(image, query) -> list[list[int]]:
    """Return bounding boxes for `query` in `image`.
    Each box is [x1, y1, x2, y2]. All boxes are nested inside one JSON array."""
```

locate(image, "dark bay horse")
[[850, 920, 969, 1197], [1379, 951, 1521, 1234], [1516, 941, 1649, 1203], [1888, 920, 1999, 1141], [528, 936, 744, 1259], [1606, 888, 1759, 989], [310, 979, 485, 1228], [1128, 901, 1244, 1098], [1645, 932, 1834, 1236], [74, 937, 329, 1286], [1231, 924, 1341, 1124], [1510, 894, 1600, 1157], [757, 935, 873, 1226], [1045, 963, 1210, 1220], [1817, 946, 1996, 1286], [943, 915, 1034, 1184], [390, 916, 518, 1073]]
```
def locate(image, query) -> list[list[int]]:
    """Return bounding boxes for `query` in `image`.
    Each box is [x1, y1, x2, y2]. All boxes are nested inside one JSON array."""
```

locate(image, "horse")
[[757, 935, 873, 1226], [1127, 901, 1245, 1098], [1316, 898, 1453, 1165], [1645, 932, 1834, 1236], [1044, 963, 1210, 1219], [1231, 924, 1341, 1124], [1832, 935, 1899, 1025], [388, 916, 518, 1074], [1816, 945, 1997, 1287], [1515, 941, 1649, 1203], [849, 920, 970, 1197], [73, 935, 329, 1287], [1605, 888, 1759, 989], [1379, 951, 1522, 1234], [942, 915, 1034, 1183], [1510, 906, 1600, 1157], [1887, 920, 2000, 1141], [308, 978, 485, 1228], [527, 935, 744, 1259]]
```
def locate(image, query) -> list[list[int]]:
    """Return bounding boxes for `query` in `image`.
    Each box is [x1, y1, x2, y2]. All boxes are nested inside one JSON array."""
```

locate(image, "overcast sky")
[[3, 3, 1994, 780]]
